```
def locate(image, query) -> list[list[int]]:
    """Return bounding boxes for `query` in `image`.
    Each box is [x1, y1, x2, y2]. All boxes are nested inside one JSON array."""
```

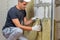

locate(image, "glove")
[[31, 17, 39, 21], [32, 25, 41, 31]]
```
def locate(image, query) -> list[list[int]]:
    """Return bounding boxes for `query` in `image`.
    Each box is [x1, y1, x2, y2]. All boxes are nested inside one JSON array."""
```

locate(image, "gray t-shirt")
[[2, 6, 26, 30]]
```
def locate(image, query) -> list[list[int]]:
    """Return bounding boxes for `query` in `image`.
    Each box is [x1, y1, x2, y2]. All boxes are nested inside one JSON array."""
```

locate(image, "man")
[[2, 0, 41, 40]]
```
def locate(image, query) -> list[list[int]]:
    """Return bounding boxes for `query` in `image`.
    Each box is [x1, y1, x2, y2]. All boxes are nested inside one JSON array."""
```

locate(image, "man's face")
[[18, 2, 28, 10]]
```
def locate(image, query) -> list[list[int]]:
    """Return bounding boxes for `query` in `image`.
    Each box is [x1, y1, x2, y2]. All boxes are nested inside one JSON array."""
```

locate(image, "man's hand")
[[32, 25, 41, 31]]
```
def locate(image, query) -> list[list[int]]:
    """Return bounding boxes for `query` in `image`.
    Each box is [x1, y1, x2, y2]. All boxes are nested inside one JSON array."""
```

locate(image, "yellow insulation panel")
[[24, 0, 52, 40], [34, 19, 42, 40], [24, 0, 38, 40], [42, 18, 51, 40], [36, 32, 42, 40], [26, 0, 34, 20]]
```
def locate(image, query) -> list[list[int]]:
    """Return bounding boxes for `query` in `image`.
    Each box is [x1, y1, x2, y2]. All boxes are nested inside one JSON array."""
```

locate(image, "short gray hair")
[[18, 0, 24, 2]]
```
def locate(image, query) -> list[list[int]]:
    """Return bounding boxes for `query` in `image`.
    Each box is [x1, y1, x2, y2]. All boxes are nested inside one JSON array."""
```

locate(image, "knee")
[[16, 28, 23, 34]]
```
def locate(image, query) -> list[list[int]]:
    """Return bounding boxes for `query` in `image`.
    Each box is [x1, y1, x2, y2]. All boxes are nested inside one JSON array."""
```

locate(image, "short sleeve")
[[8, 9, 18, 19]]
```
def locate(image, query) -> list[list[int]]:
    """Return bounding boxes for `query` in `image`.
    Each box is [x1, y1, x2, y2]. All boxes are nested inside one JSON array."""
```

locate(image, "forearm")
[[17, 25, 32, 31]]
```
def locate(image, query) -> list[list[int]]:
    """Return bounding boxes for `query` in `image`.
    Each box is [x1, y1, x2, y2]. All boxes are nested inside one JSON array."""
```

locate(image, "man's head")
[[17, 0, 31, 10]]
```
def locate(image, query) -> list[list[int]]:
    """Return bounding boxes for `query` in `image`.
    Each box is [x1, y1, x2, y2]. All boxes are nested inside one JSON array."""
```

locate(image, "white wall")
[[0, 0, 8, 40], [0, 0, 17, 40]]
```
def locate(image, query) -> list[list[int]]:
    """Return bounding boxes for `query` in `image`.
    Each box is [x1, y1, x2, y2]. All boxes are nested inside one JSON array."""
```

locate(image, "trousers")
[[2, 27, 28, 40]]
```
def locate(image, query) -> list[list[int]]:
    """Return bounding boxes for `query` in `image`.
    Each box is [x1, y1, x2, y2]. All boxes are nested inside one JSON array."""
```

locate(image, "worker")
[[2, 0, 41, 40]]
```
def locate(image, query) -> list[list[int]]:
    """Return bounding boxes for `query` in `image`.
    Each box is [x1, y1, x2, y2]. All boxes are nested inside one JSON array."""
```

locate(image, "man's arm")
[[24, 17, 33, 25], [12, 18, 32, 31], [12, 18, 41, 31]]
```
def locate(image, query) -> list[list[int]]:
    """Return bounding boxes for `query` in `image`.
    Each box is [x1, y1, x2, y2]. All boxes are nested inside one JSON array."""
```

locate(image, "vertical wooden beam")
[[54, 20, 57, 40]]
